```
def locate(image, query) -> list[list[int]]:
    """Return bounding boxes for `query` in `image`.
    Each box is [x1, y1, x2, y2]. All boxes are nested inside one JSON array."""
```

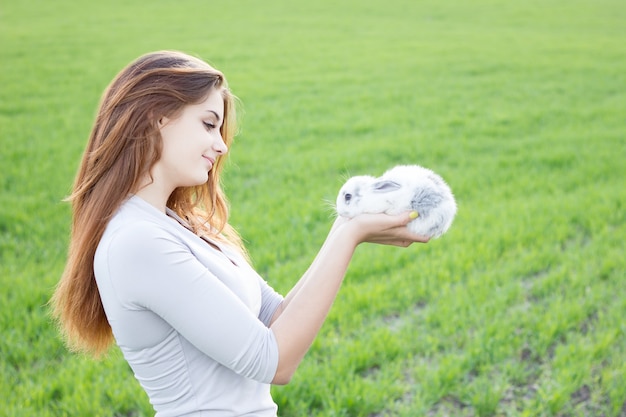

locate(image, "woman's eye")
[[203, 122, 216, 130]]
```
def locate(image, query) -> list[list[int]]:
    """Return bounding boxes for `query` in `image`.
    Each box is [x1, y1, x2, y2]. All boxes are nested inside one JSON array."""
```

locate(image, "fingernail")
[[409, 211, 419, 219]]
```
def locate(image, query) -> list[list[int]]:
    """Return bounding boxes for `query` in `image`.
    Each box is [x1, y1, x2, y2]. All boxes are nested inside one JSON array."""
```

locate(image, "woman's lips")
[[202, 155, 215, 168]]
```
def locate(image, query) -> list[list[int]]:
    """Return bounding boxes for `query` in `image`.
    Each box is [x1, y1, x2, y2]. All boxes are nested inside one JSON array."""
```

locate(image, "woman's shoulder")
[[100, 196, 185, 252]]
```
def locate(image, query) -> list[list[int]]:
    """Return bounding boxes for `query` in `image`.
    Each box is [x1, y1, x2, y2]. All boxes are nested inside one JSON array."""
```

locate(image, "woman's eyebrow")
[[205, 110, 222, 121]]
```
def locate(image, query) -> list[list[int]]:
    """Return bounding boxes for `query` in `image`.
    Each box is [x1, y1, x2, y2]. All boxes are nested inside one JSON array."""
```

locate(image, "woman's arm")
[[268, 215, 345, 326], [269, 211, 427, 384]]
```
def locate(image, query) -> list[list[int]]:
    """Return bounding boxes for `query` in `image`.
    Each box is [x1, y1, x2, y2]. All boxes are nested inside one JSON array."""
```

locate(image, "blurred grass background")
[[1, 0, 625, 415]]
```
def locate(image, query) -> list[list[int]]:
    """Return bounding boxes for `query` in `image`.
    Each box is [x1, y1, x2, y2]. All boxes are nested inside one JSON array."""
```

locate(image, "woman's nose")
[[214, 134, 228, 154]]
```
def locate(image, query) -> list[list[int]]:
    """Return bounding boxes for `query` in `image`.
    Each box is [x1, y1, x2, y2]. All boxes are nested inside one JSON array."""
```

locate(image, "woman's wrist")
[[332, 217, 366, 246]]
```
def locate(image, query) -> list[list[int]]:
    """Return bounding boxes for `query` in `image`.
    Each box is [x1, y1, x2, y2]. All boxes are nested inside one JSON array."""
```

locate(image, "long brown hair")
[[51, 51, 245, 356]]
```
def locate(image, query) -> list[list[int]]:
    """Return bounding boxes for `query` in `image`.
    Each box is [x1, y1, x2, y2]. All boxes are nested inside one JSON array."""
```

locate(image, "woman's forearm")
[[268, 212, 425, 385], [269, 217, 346, 326], [269, 223, 357, 384]]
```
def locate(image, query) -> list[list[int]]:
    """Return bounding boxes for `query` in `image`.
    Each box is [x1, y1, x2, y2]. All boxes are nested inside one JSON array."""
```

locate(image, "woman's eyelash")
[[203, 121, 216, 129]]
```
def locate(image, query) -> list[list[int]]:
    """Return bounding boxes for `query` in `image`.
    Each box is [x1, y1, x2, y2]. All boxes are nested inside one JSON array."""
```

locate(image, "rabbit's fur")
[[335, 165, 457, 238]]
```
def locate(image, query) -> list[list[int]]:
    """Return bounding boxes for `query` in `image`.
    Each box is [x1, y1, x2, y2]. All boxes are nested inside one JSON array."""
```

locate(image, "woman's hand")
[[333, 211, 429, 247]]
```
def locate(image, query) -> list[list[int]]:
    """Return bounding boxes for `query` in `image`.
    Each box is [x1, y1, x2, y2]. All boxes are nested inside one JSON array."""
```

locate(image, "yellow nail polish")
[[409, 211, 419, 219]]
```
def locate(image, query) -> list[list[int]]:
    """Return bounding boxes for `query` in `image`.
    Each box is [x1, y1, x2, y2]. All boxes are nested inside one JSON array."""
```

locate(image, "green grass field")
[[1, 0, 625, 415]]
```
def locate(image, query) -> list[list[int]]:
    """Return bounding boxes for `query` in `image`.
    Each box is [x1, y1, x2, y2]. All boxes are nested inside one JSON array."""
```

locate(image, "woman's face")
[[153, 88, 227, 192]]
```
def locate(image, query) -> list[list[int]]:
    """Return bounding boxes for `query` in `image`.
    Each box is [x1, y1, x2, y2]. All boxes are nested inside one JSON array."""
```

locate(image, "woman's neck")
[[134, 177, 173, 213]]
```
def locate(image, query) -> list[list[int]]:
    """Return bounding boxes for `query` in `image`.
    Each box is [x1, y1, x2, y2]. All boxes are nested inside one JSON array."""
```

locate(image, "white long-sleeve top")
[[94, 195, 283, 416]]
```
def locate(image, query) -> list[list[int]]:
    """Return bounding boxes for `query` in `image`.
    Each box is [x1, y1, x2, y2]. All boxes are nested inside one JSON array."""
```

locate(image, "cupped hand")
[[333, 212, 429, 247]]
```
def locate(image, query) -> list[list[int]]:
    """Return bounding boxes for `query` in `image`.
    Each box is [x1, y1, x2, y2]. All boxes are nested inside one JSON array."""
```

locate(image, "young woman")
[[51, 50, 427, 416]]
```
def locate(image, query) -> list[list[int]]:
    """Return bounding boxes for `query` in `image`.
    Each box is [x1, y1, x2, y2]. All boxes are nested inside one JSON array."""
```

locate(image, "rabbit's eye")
[[344, 193, 352, 203]]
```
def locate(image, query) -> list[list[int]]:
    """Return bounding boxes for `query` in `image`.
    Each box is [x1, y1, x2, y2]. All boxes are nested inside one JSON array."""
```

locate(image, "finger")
[[384, 211, 419, 228], [368, 232, 429, 245], [376, 211, 415, 225], [387, 227, 430, 244], [400, 210, 419, 225]]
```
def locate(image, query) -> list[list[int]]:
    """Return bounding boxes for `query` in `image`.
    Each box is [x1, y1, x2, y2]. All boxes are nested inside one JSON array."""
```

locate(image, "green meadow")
[[1, 0, 625, 415]]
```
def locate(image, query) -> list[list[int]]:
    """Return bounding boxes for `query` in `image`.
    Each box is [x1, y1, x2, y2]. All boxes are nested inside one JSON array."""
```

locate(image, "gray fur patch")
[[410, 187, 444, 216]]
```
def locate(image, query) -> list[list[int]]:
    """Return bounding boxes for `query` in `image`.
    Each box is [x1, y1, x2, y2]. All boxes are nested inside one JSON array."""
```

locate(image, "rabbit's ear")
[[372, 180, 401, 193]]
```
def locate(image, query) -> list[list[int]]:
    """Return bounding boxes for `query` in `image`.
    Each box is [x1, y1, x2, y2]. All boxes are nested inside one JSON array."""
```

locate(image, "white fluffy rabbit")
[[335, 165, 457, 239]]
